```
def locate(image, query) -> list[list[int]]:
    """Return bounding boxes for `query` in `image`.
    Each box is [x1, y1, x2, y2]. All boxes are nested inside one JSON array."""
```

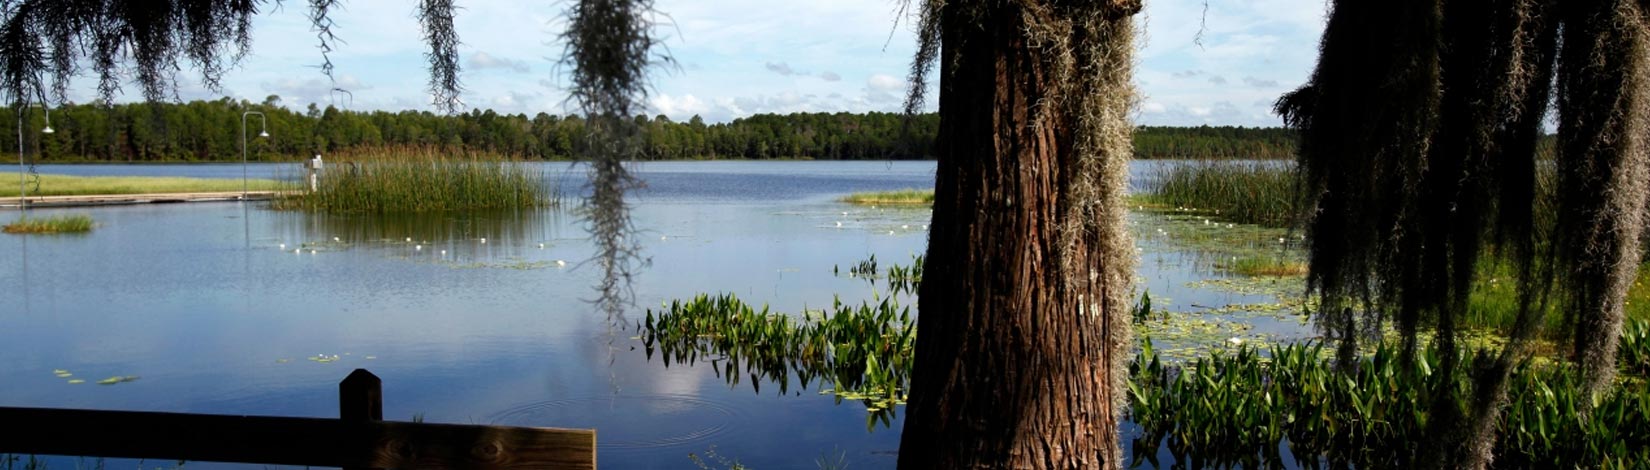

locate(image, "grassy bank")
[[1143, 161, 1297, 227], [3, 214, 93, 234], [839, 189, 933, 205], [0, 172, 290, 197], [271, 155, 550, 213]]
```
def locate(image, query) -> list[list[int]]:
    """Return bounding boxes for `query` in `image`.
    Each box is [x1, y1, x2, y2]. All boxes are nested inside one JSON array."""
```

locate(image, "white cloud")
[[651, 93, 712, 117], [765, 62, 799, 76], [468, 51, 531, 74], [819, 71, 841, 82], [260, 75, 372, 108], [867, 74, 903, 92], [1243, 76, 1282, 88]]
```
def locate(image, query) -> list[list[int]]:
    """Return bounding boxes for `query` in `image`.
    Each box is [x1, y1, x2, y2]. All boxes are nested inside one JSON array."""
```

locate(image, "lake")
[[0, 160, 1310, 469]]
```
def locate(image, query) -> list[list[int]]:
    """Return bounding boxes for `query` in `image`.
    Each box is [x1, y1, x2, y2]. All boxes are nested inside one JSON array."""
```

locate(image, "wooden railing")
[[0, 369, 596, 469]]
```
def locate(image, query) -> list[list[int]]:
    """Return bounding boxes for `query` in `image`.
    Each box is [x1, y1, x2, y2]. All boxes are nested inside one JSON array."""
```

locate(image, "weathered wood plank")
[[0, 407, 595, 469]]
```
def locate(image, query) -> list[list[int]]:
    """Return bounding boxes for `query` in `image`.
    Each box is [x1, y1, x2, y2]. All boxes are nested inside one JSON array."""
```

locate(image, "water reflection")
[[265, 207, 569, 260]]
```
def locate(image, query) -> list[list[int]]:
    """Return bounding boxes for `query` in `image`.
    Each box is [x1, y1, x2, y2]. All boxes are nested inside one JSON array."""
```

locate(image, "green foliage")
[[2, 100, 1301, 162], [1128, 341, 1650, 468], [637, 293, 915, 429], [1622, 319, 1650, 378], [1132, 291, 1154, 324], [3, 213, 92, 234], [885, 255, 923, 297], [1461, 260, 1650, 338], [270, 154, 549, 213], [1143, 161, 1298, 227]]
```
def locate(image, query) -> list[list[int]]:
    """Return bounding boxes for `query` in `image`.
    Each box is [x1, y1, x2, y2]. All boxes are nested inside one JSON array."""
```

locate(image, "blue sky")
[[77, 0, 1328, 126]]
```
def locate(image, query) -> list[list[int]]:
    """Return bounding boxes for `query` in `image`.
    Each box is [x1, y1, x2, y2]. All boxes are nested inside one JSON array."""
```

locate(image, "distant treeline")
[[0, 97, 1297, 162]]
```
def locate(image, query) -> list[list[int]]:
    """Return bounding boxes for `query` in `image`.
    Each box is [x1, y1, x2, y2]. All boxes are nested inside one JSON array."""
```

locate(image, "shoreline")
[[0, 191, 286, 209]]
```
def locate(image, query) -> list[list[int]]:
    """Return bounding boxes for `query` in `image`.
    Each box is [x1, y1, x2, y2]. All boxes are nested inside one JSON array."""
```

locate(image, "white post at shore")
[[308, 154, 323, 192]]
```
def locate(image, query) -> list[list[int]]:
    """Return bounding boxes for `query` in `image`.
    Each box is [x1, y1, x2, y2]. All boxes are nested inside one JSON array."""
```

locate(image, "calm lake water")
[[0, 160, 1308, 469]]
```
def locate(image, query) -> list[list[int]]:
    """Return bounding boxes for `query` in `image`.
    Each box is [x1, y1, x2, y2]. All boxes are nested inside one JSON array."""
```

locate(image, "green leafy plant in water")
[[637, 293, 915, 428], [1127, 341, 1650, 469], [1621, 319, 1650, 378], [884, 255, 923, 297]]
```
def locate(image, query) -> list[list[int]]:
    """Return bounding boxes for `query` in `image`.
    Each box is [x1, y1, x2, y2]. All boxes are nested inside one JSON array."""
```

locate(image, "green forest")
[[1, 98, 1296, 162]]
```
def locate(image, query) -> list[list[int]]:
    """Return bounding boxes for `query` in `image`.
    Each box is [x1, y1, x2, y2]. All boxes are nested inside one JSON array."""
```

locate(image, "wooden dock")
[[0, 190, 285, 209]]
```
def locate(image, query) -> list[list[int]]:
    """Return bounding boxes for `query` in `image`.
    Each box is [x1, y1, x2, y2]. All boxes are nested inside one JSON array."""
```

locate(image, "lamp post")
[[241, 111, 268, 200], [16, 102, 52, 211]]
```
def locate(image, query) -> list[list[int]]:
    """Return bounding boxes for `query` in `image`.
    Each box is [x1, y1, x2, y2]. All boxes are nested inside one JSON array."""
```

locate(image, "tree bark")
[[898, 2, 1137, 468]]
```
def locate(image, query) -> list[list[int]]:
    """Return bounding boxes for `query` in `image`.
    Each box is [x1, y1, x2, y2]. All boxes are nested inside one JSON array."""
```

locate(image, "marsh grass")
[[839, 189, 934, 205], [1220, 255, 1308, 277], [1461, 260, 1650, 338], [0, 172, 290, 196], [3, 214, 93, 234], [1144, 161, 1297, 227], [272, 153, 550, 213]]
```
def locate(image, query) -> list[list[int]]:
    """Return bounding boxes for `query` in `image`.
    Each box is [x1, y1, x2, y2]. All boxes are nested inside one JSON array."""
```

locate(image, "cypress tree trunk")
[[897, 1, 1138, 468]]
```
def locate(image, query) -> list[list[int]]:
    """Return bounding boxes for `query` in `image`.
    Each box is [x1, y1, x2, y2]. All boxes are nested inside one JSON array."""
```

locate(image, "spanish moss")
[[417, 0, 462, 115], [1284, 0, 1650, 466], [307, 0, 342, 86], [1553, 0, 1650, 400], [561, 0, 669, 322]]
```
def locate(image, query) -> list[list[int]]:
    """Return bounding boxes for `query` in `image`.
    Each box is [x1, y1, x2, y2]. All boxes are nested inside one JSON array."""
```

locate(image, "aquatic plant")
[[1219, 255, 1307, 277], [272, 155, 550, 213], [838, 189, 934, 205], [1142, 161, 1297, 227], [884, 255, 923, 297], [636, 293, 915, 429], [1127, 341, 1650, 469], [1622, 319, 1650, 378], [3, 214, 92, 234]]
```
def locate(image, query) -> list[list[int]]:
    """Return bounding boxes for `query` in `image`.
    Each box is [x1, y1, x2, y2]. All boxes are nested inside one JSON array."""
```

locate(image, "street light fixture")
[[16, 102, 51, 211], [241, 111, 268, 200]]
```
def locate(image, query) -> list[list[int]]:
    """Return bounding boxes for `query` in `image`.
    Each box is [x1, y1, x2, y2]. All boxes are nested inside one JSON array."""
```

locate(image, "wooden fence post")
[[341, 369, 383, 470]]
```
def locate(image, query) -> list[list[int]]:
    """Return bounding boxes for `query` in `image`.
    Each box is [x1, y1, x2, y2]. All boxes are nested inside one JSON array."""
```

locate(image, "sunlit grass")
[[839, 189, 933, 205], [3, 214, 93, 234], [0, 172, 290, 196], [1220, 255, 1307, 277], [1462, 259, 1650, 337]]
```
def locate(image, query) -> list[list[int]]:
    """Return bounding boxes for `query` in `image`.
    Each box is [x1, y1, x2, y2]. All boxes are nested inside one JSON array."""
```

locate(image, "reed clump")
[[838, 189, 934, 205], [1220, 255, 1308, 277], [272, 153, 550, 213], [1144, 161, 1297, 227], [3, 214, 93, 234]]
